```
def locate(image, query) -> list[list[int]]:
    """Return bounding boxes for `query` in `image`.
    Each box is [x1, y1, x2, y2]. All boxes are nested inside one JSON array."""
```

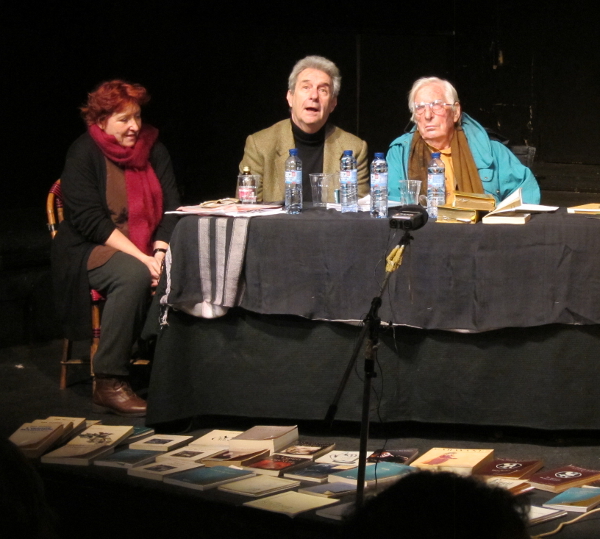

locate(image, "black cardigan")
[[51, 132, 181, 340]]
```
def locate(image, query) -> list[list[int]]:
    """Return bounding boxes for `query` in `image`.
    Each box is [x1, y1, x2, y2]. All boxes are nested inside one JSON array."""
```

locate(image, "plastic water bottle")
[[340, 150, 358, 213], [285, 149, 302, 214], [370, 152, 388, 218], [427, 152, 446, 219]]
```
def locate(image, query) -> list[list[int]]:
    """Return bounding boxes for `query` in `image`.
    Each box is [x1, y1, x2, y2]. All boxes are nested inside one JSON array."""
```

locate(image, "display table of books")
[[145, 208, 600, 429]]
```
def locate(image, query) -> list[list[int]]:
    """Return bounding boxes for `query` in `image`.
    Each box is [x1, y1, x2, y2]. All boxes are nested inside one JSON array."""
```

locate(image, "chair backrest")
[[46, 180, 64, 239], [509, 145, 536, 168]]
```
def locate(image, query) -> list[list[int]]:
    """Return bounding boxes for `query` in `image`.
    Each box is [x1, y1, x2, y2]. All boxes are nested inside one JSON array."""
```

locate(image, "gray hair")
[[288, 56, 341, 97], [408, 77, 460, 122]]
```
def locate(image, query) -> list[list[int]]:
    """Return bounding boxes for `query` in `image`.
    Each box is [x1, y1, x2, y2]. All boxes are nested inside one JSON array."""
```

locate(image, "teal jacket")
[[387, 113, 541, 204]]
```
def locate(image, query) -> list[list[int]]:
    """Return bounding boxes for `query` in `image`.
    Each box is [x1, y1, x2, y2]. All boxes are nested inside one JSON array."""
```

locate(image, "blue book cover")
[[94, 448, 157, 468], [329, 462, 417, 485], [164, 465, 255, 490], [543, 487, 600, 512]]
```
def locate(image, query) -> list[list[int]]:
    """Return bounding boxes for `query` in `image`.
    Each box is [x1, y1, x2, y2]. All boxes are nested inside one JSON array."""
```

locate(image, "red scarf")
[[88, 124, 163, 255]]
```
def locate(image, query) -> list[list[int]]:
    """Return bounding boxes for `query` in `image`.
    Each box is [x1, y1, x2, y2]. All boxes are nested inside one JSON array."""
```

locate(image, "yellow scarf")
[[407, 127, 484, 196]]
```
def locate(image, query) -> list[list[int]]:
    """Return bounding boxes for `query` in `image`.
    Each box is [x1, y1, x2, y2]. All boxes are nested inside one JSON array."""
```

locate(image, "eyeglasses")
[[413, 100, 455, 115]]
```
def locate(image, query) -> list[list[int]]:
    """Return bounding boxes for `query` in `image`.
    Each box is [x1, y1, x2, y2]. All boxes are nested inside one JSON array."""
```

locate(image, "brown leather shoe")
[[92, 376, 147, 417]]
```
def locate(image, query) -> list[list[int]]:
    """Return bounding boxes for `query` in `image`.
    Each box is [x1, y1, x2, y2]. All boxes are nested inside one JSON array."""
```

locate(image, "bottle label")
[[427, 172, 445, 187], [285, 170, 301, 185], [341, 170, 357, 185], [371, 172, 388, 189]]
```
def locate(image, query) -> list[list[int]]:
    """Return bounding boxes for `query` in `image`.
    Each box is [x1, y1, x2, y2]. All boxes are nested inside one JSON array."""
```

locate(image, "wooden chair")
[[509, 145, 536, 168], [47, 180, 104, 389]]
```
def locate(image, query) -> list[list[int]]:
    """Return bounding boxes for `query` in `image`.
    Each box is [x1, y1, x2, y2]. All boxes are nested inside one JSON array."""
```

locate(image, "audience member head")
[[407, 76, 461, 150], [286, 55, 340, 134], [346, 470, 530, 539], [0, 437, 58, 538]]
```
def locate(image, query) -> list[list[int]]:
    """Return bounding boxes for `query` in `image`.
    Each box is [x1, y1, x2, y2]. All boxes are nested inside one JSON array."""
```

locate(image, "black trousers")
[[88, 252, 152, 376]]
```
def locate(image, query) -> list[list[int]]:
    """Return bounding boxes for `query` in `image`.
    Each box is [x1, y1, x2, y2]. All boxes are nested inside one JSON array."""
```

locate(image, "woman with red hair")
[[52, 80, 180, 417]]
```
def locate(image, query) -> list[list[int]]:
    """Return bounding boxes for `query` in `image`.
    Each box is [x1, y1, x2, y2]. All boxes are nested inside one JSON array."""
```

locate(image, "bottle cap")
[[289, 149, 298, 156], [374, 152, 385, 159], [431, 152, 441, 158], [343, 150, 353, 156], [242, 166, 251, 174]]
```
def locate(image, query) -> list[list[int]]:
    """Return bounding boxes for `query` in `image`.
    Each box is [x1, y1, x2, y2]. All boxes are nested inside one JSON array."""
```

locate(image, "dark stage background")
[[2, 0, 597, 210]]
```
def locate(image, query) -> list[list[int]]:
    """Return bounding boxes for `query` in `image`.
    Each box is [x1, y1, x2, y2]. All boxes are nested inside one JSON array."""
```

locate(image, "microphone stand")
[[324, 228, 414, 507]]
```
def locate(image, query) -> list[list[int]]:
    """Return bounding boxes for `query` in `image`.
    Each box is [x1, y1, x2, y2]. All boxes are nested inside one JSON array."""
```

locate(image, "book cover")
[[315, 450, 362, 466], [94, 448, 157, 469], [329, 462, 417, 486], [129, 434, 193, 452], [299, 482, 357, 498], [476, 457, 544, 479], [156, 446, 223, 463], [528, 465, 600, 493], [567, 203, 600, 214], [411, 448, 494, 476], [283, 462, 346, 483], [127, 458, 202, 480], [41, 425, 133, 465], [543, 487, 600, 512], [316, 501, 356, 521], [188, 429, 243, 447], [164, 465, 255, 490], [46, 416, 86, 438], [202, 449, 269, 467], [10, 422, 66, 458], [485, 478, 534, 496], [244, 454, 312, 476], [217, 475, 300, 497], [451, 191, 496, 211], [275, 441, 335, 460], [437, 205, 481, 224], [367, 449, 419, 465], [121, 425, 155, 445], [229, 425, 298, 454], [528, 506, 568, 526], [242, 491, 338, 517]]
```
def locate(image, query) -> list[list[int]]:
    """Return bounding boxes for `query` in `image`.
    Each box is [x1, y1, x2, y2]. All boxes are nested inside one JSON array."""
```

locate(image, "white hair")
[[408, 77, 460, 123], [288, 56, 341, 97]]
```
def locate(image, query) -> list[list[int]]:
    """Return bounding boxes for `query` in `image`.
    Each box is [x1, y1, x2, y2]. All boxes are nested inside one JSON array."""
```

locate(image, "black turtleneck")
[[291, 121, 326, 202]]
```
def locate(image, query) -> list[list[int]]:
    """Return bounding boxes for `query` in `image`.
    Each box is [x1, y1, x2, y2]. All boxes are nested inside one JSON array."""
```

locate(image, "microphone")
[[389, 204, 429, 231]]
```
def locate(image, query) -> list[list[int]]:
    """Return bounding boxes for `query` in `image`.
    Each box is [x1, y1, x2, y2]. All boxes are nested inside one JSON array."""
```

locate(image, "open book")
[[481, 188, 558, 224]]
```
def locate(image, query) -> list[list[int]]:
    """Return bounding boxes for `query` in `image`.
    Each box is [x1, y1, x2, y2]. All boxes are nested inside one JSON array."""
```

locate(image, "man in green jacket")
[[387, 76, 541, 205], [239, 55, 369, 203]]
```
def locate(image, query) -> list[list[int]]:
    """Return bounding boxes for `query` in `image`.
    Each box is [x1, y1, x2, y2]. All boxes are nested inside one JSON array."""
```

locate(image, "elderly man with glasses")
[[387, 77, 540, 204]]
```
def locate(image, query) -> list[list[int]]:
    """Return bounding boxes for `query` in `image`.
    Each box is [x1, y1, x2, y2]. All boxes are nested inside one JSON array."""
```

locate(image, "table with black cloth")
[[146, 207, 600, 430]]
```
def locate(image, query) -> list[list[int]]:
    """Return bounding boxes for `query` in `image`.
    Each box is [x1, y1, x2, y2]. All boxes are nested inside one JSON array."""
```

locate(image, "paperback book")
[[10, 421, 66, 459], [299, 482, 357, 498], [229, 425, 299, 454], [94, 448, 157, 469], [41, 425, 133, 465], [528, 505, 568, 526], [284, 462, 347, 483], [127, 458, 202, 480], [476, 457, 544, 480], [164, 465, 255, 491], [316, 501, 356, 521], [315, 450, 363, 467], [120, 425, 155, 445], [217, 475, 300, 497], [129, 434, 193, 452], [275, 441, 335, 460], [202, 449, 269, 467], [329, 462, 417, 487], [242, 491, 338, 517], [411, 448, 494, 476], [528, 465, 600, 493], [188, 429, 243, 447], [156, 446, 223, 464], [367, 449, 419, 465], [485, 477, 534, 496], [543, 487, 600, 512], [243, 454, 312, 476]]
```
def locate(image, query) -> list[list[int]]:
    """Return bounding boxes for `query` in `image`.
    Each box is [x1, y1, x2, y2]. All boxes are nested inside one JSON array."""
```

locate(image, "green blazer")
[[239, 119, 369, 202]]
